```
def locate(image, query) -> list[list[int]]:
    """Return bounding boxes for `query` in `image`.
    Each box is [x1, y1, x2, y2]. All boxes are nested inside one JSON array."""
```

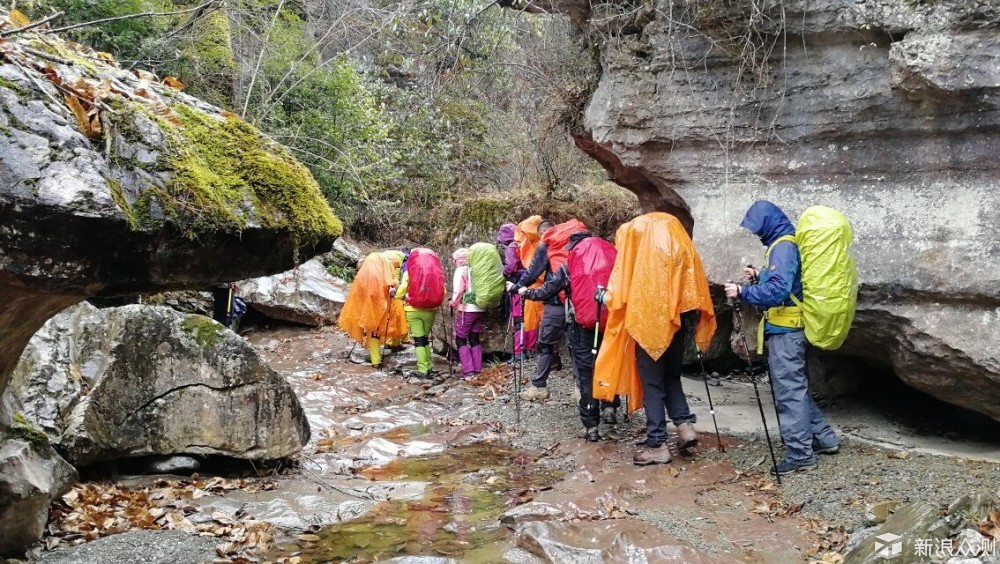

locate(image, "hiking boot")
[[677, 422, 699, 450], [520, 386, 549, 401], [813, 442, 840, 455], [601, 407, 617, 425], [771, 460, 817, 476], [585, 427, 600, 442], [633, 443, 672, 466]]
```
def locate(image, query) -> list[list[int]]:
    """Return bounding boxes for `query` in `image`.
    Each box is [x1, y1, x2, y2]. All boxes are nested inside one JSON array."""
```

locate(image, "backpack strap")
[[764, 235, 796, 263]]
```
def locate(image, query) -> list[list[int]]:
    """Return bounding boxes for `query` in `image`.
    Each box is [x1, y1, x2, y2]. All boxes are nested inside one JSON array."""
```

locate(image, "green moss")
[[181, 316, 225, 347], [155, 103, 341, 239], [106, 177, 141, 229], [0, 76, 26, 95], [9, 412, 49, 447]]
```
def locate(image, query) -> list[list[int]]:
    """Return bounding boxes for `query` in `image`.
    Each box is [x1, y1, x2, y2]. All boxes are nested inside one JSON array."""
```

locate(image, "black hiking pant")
[[567, 322, 620, 428], [533, 303, 566, 388], [636, 332, 695, 446]]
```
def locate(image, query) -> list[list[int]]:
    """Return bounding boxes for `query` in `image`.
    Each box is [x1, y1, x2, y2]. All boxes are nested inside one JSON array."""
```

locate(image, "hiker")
[[498, 223, 529, 362], [449, 248, 485, 379], [394, 247, 446, 379], [513, 216, 545, 358], [509, 218, 568, 401], [210, 283, 246, 329], [517, 228, 620, 441], [337, 252, 408, 369], [594, 212, 717, 466], [724, 200, 840, 475]]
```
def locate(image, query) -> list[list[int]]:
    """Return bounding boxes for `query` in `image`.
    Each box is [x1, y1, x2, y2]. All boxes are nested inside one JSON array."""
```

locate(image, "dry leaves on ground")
[[980, 510, 1000, 540], [803, 518, 850, 558], [471, 364, 514, 397], [48, 477, 278, 561]]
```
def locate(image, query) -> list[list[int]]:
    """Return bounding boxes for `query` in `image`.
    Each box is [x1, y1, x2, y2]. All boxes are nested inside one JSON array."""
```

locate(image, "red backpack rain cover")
[[542, 218, 588, 274], [568, 237, 616, 329], [405, 248, 445, 309]]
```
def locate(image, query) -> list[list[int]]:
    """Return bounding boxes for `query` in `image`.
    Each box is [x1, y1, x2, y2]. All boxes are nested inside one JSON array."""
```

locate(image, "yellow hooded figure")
[[337, 252, 409, 367], [593, 212, 717, 412]]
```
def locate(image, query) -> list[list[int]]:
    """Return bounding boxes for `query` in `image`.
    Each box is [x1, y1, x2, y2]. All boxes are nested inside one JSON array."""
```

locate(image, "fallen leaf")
[[162, 76, 185, 90], [9, 9, 30, 27], [886, 451, 909, 460]]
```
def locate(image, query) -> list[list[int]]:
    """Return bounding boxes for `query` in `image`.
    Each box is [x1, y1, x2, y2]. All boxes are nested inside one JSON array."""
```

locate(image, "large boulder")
[[239, 258, 348, 326], [551, 0, 1000, 420], [5, 303, 310, 466], [0, 438, 77, 556]]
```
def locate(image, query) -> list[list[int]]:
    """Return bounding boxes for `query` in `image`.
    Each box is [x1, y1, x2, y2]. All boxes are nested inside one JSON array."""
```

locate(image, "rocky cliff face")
[[560, 0, 1000, 420]]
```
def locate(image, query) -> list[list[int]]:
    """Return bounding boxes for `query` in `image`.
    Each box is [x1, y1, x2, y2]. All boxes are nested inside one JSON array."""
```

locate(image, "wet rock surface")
[[239, 258, 348, 327], [5, 303, 310, 466]]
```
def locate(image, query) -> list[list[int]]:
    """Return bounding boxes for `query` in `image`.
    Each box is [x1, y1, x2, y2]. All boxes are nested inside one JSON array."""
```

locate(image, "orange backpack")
[[542, 219, 588, 274]]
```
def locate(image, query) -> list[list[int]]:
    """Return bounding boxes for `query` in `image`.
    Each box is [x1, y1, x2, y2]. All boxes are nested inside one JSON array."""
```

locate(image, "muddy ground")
[[32, 326, 1000, 563]]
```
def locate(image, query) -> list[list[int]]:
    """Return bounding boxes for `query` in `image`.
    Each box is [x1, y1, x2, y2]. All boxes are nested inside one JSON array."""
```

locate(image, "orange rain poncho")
[[380, 250, 407, 347], [337, 252, 408, 345], [514, 215, 545, 331], [593, 212, 717, 413]]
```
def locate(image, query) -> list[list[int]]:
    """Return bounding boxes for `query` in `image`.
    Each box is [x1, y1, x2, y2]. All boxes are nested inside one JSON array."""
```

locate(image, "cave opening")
[[810, 353, 1000, 451]]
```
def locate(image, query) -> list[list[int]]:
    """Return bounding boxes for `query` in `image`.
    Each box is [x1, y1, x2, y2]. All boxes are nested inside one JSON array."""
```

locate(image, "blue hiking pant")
[[767, 331, 839, 465]]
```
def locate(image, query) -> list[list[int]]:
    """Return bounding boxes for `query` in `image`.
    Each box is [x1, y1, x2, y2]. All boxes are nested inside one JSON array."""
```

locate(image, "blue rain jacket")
[[738, 200, 803, 335]]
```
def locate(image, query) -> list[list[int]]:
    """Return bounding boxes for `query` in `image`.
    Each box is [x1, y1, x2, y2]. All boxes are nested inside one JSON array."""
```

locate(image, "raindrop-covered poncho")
[[514, 215, 545, 331], [593, 212, 717, 412], [337, 252, 408, 345]]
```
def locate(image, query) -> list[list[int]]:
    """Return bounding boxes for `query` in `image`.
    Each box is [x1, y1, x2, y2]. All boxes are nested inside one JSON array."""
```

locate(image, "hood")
[[740, 200, 795, 246], [567, 230, 594, 250], [497, 223, 516, 246]]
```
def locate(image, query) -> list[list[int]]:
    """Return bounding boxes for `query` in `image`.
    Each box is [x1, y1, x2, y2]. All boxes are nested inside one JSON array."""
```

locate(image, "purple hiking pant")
[[454, 310, 485, 376]]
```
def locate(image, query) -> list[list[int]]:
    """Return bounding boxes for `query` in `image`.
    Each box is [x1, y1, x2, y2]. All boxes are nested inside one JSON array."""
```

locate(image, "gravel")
[[37, 531, 217, 564], [460, 356, 999, 536]]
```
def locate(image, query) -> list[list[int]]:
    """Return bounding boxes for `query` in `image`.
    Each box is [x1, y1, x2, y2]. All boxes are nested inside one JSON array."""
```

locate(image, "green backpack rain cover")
[[794, 206, 859, 350], [467, 242, 505, 310]]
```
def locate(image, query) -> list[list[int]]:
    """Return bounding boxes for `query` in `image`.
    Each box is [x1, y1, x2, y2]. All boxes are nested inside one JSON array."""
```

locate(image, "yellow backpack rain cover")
[[795, 206, 859, 350]]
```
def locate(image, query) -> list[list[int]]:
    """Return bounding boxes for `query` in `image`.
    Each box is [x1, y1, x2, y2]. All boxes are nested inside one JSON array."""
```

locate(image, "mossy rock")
[[8, 412, 50, 447], [122, 102, 342, 240], [180, 315, 225, 348]]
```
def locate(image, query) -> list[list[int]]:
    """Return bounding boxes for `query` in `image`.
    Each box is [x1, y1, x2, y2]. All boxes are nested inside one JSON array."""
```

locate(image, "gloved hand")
[[595, 287, 610, 304], [724, 283, 741, 299], [517, 287, 527, 296], [505, 281, 515, 292]]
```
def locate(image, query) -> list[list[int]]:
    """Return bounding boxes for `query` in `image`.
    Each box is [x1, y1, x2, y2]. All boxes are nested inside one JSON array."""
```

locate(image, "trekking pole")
[[446, 307, 455, 377], [731, 298, 781, 484], [516, 319, 524, 426], [378, 296, 393, 364], [695, 346, 725, 452], [746, 265, 784, 441]]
